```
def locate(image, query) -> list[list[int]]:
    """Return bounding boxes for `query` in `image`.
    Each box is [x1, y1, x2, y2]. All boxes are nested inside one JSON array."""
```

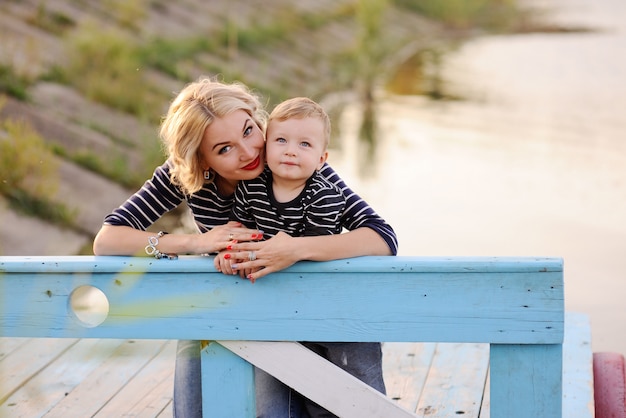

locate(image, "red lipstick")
[[242, 156, 260, 171]]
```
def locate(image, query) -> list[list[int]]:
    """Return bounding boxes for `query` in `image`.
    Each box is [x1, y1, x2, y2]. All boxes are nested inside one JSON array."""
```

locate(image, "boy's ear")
[[317, 151, 328, 170]]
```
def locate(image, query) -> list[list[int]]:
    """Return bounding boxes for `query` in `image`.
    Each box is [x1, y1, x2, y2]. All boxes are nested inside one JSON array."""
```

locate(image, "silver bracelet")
[[145, 231, 178, 260]]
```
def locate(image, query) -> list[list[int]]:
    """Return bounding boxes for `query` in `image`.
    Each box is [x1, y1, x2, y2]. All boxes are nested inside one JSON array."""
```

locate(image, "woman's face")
[[200, 109, 266, 186]]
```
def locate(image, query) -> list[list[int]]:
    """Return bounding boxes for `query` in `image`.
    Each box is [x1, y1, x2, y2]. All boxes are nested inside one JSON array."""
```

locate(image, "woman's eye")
[[218, 145, 232, 154], [243, 126, 253, 137]]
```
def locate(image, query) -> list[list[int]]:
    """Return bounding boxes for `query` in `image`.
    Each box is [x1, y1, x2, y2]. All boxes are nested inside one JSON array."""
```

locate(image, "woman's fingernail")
[[248, 275, 256, 284], [224, 253, 231, 260], [226, 244, 233, 250]]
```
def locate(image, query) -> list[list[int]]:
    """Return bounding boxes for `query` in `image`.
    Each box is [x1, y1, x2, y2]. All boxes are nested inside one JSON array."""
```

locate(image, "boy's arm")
[[303, 187, 346, 237]]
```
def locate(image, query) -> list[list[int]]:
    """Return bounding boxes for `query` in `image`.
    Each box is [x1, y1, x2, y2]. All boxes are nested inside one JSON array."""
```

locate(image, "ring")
[[228, 233, 234, 240], [248, 251, 256, 261]]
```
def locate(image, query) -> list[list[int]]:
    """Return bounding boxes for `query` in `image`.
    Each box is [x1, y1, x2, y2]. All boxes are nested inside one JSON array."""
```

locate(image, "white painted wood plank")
[[478, 366, 490, 418], [220, 340, 419, 418], [383, 342, 437, 412], [415, 343, 489, 417], [563, 312, 594, 418]]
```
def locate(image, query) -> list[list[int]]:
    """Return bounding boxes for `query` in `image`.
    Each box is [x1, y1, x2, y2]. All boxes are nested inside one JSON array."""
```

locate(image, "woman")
[[93, 77, 397, 417]]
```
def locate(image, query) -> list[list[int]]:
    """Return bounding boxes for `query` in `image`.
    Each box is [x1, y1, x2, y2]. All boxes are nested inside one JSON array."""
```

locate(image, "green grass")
[[27, 3, 76, 35], [5, 189, 76, 228], [0, 99, 75, 227], [0, 64, 31, 100]]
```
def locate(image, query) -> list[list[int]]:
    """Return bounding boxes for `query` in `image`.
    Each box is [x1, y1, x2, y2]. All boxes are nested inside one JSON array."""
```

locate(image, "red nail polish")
[[224, 253, 231, 259], [226, 245, 233, 250]]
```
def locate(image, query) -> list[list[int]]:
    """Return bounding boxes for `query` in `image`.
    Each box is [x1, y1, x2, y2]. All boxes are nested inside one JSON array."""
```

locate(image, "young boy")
[[228, 96, 345, 247], [217, 97, 386, 417]]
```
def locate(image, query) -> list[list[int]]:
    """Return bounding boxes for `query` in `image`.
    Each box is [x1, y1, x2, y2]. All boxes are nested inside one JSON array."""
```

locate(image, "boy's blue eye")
[[277, 137, 287, 143], [300, 141, 311, 147]]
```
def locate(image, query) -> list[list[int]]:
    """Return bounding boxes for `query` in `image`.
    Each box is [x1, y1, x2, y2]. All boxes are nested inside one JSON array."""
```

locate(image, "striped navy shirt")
[[103, 160, 398, 254], [231, 167, 345, 237]]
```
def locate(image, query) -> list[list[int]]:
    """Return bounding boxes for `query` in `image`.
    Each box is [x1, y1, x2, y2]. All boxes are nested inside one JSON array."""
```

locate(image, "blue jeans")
[[173, 340, 385, 418]]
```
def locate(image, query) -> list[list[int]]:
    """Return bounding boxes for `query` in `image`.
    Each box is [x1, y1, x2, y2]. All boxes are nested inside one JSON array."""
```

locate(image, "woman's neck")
[[214, 175, 238, 196]]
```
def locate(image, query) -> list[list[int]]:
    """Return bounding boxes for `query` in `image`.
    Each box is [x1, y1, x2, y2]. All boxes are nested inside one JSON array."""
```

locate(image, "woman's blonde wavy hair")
[[159, 78, 267, 195]]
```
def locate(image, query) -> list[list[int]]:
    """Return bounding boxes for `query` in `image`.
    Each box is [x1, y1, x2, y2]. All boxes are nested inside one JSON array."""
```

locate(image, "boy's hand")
[[214, 251, 236, 275]]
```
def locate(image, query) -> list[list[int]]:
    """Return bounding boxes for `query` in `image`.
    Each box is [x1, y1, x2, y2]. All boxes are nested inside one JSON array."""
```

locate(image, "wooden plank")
[[490, 343, 562, 418], [132, 377, 173, 418], [42, 339, 169, 418], [0, 337, 30, 360], [383, 342, 437, 412], [479, 366, 490, 418], [0, 338, 78, 404], [0, 255, 565, 274], [415, 343, 489, 417], [0, 256, 564, 344], [201, 341, 256, 418], [92, 340, 175, 417], [220, 340, 419, 418], [0, 338, 125, 417], [562, 312, 594, 418], [156, 402, 174, 418], [0, 255, 567, 418]]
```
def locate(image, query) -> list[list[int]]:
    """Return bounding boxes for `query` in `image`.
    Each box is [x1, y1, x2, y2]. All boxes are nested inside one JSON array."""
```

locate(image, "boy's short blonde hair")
[[269, 97, 331, 148]]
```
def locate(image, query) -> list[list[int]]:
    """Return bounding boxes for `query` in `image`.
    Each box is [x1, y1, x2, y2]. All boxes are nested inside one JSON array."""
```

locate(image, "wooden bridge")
[[0, 255, 595, 417]]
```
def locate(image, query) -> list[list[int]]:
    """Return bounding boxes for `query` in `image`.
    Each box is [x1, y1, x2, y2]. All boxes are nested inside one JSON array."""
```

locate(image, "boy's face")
[[265, 117, 328, 181]]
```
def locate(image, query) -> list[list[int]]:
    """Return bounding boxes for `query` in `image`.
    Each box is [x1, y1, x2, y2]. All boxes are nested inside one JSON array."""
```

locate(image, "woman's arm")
[[230, 228, 390, 281], [93, 161, 260, 256], [290, 227, 392, 260], [93, 222, 250, 256]]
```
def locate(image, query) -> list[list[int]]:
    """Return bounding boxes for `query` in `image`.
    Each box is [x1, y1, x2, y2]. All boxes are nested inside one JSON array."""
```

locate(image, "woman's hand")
[[228, 232, 299, 282], [213, 250, 236, 275], [225, 228, 392, 283], [196, 221, 262, 254]]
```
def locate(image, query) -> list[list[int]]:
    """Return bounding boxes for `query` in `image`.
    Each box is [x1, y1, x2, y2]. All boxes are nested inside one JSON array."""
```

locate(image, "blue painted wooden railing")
[[0, 255, 564, 417]]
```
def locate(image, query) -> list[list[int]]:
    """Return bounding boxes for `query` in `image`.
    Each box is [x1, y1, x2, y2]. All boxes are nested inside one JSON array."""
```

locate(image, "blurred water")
[[331, 0, 626, 354]]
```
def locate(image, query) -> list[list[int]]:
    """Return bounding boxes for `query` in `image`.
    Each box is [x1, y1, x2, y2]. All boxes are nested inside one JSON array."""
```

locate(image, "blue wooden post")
[[490, 344, 563, 418], [201, 341, 255, 418]]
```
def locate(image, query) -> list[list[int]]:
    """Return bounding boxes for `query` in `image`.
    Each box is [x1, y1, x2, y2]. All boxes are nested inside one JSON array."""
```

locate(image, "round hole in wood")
[[69, 285, 109, 327]]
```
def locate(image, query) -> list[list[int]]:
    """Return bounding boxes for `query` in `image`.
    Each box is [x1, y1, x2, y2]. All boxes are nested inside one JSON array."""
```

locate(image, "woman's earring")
[[203, 170, 214, 181]]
